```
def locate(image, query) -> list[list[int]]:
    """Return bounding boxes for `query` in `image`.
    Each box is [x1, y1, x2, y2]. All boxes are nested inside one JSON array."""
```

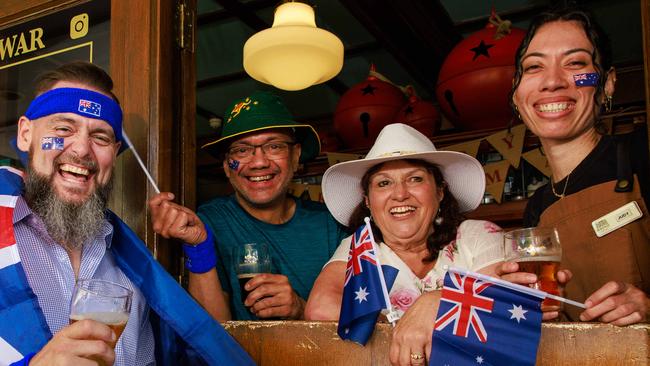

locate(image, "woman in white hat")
[[304, 123, 504, 365]]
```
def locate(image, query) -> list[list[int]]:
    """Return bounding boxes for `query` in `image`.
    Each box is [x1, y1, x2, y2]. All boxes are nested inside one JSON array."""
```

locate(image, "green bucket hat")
[[201, 91, 321, 163]]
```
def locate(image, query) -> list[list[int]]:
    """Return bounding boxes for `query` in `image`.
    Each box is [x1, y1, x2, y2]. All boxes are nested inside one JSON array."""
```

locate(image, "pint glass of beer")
[[69, 279, 132, 352], [235, 243, 271, 305], [504, 227, 562, 309]]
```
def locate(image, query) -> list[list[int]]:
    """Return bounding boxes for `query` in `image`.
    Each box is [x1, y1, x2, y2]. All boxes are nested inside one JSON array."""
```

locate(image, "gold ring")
[[410, 353, 424, 360]]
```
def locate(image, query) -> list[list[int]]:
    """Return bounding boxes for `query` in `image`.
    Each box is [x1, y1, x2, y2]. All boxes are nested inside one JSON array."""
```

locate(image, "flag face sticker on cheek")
[[228, 159, 240, 171], [41, 137, 64, 150], [573, 72, 599, 86]]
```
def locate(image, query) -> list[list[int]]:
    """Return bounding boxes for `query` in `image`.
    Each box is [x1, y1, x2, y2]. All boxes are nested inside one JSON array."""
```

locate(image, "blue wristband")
[[10, 352, 36, 366], [183, 228, 217, 273]]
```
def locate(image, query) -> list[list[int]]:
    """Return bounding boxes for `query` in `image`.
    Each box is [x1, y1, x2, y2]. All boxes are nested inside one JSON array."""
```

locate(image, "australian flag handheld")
[[337, 221, 398, 345], [430, 268, 544, 366]]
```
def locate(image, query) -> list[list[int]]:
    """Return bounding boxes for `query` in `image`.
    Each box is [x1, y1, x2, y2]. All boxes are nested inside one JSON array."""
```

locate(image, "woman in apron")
[[506, 7, 650, 325]]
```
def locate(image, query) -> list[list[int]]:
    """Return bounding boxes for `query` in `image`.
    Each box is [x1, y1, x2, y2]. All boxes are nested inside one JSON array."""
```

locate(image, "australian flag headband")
[[24, 87, 125, 152]]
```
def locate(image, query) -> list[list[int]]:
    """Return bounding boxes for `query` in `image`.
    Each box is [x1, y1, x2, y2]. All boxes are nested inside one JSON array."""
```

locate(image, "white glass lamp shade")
[[243, 2, 344, 91]]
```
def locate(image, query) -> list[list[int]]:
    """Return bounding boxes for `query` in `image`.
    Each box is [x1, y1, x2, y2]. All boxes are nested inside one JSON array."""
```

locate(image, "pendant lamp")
[[243, 1, 344, 91]]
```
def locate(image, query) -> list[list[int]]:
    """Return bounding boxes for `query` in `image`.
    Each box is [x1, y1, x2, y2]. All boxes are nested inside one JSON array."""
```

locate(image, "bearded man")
[[0, 61, 252, 366]]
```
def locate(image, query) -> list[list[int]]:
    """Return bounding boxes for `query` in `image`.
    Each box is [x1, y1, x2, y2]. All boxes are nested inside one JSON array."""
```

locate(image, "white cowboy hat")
[[322, 123, 485, 226]]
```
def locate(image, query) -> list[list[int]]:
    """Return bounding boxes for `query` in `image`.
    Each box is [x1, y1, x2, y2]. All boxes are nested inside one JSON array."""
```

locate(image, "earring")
[[605, 95, 613, 113], [434, 208, 443, 225], [513, 104, 522, 120]]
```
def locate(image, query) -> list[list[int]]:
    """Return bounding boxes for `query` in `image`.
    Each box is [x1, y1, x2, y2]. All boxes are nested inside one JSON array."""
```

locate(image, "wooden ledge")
[[223, 321, 650, 365]]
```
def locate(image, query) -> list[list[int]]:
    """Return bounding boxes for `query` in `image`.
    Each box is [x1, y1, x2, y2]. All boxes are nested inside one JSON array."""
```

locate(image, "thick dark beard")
[[24, 162, 113, 252]]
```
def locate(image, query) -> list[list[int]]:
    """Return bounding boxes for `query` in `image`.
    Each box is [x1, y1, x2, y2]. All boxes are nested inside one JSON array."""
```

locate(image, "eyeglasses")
[[227, 141, 295, 161]]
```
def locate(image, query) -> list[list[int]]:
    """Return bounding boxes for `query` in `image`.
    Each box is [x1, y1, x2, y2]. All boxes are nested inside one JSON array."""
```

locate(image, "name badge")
[[591, 201, 643, 238]]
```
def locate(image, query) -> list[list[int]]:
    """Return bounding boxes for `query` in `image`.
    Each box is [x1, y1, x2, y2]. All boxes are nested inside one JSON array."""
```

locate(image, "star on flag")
[[508, 304, 528, 323], [354, 287, 369, 303]]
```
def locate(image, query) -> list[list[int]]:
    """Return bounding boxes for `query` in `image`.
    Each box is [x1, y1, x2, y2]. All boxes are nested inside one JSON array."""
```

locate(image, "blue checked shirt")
[[13, 197, 155, 365]]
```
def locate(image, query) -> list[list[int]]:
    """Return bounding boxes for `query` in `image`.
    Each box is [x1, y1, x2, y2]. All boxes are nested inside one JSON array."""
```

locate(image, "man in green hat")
[[149, 91, 347, 320]]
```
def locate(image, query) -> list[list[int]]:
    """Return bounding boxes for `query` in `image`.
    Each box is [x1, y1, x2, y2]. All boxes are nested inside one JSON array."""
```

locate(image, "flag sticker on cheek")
[[228, 159, 240, 171], [41, 137, 64, 150], [573, 72, 599, 87]]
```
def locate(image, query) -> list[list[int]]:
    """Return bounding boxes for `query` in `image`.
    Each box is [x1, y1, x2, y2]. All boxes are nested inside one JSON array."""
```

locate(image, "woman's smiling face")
[[366, 160, 443, 248], [513, 20, 602, 143]]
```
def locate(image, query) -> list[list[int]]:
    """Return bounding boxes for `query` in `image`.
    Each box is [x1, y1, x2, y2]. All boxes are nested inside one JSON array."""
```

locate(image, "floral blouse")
[[328, 220, 504, 318]]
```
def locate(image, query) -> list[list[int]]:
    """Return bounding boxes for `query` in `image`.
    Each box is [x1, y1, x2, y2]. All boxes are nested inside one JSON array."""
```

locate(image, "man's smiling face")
[[223, 129, 301, 208], [17, 82, 120, 205]]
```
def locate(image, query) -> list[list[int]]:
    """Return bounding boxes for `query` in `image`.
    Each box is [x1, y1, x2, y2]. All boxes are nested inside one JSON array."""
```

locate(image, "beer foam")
[[515, 255, 561, 263]]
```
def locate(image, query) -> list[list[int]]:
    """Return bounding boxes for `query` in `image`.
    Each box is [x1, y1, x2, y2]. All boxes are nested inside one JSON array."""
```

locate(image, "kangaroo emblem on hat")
[[227, 98, 258, 123]]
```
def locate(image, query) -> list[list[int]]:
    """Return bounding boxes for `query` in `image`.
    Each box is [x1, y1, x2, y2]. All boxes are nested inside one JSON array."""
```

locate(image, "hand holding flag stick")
[[122, 130, 160, 194], [454, 266, 586, 309]]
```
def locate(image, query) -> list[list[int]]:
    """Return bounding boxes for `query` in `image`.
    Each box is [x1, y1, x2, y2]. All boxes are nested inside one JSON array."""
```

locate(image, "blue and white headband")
[[25, 87, 125, 152]]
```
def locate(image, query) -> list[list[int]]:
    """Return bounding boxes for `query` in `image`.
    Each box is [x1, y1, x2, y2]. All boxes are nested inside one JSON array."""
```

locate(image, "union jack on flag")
[[430, 268, 544, 366], [344, 224, 377, 286], [434, 271, 494, 342], [78, 99, 102, 117]]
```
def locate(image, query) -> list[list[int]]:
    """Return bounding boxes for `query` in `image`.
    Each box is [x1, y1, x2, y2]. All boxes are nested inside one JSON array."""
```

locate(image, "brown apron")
[[538, 176, 650, 320]]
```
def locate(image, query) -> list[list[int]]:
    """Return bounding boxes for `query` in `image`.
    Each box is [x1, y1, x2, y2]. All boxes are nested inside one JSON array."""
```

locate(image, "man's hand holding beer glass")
[[236, 243, 305, 319], [30, 279, 131, 366], [497, 227, 572, 321], [29, 319, 117, 366]]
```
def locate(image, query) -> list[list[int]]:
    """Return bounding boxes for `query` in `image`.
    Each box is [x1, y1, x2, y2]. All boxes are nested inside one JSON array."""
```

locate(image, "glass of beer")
[[504, 227, 562, 310], [235, 243, 271, 306], [69, 279, 132, 352]]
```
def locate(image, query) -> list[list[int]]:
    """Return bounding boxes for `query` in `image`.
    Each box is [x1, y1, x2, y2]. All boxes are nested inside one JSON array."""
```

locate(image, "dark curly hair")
[[348, 159, 464, 263], [509, 7, 612, 133]]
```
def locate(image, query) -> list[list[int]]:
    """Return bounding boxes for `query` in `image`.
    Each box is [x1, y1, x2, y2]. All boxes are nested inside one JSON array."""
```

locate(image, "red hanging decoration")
[[317, 128, 341, 153], [436, 11, 525, 131], [333, 65, 406, 149], [394, 89, 440, 137]]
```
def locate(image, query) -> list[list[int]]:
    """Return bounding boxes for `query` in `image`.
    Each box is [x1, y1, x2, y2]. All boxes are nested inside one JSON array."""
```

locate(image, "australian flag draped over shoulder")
[[338, 223, 398, 345], [430, 268, 544, 366], [0, 166, 51, 365], [0, 167, 254, 366]]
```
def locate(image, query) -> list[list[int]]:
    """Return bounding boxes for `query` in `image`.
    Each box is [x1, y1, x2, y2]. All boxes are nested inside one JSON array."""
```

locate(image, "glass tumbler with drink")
[[235, 243, 271, 307], [69, 279, 132, 352], [504, 227, 562, 310]]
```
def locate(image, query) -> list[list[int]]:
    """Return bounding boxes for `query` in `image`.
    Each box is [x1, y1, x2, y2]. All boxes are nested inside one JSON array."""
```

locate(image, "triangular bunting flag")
[[441, 140, 481, 159], [288, 182, 307, 198], [522, 148, 552, 177], [327, 152, 365, 167], [486, 124, 527, 168], [483, 160, 511, 204], [307, 185, 323, 202]]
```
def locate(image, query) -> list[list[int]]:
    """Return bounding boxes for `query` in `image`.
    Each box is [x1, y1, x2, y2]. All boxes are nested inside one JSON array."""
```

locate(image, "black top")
[[524, 131, 650, 227]]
